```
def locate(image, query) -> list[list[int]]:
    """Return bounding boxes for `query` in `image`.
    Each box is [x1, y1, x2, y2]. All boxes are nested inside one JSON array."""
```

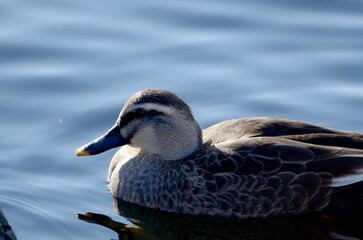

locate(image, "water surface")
[[1, 0, 363, 239]]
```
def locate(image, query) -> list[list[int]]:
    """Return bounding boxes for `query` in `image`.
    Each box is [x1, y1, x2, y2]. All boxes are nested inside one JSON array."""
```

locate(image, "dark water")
[[76, 197, 363, 240], [1, 0, 363, 239]]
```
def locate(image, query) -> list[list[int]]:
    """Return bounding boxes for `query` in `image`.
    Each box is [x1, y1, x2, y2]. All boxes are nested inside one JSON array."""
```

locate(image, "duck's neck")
[[159, 120, 203, 160]]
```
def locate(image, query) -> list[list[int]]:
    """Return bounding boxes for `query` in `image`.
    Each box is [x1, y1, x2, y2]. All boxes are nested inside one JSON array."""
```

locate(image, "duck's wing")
[[192, 136, 363, 217], [192, 118, 363, 217], [203, 117, 363, 184]]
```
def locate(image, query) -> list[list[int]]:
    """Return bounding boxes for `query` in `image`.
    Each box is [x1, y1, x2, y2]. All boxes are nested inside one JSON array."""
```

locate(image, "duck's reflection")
[[77, 197, 362, 240]]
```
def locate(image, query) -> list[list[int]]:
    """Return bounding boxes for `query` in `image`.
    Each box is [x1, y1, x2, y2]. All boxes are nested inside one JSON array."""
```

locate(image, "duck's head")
[[76, 89, 202, 160]]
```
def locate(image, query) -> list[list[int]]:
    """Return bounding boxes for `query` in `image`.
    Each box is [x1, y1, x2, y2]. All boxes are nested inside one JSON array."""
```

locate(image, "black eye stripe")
[[119, 109, 166, 128]]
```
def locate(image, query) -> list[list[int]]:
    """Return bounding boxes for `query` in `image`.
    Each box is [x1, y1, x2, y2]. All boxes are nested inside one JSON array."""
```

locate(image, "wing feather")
[[187, 117, 363, 217]]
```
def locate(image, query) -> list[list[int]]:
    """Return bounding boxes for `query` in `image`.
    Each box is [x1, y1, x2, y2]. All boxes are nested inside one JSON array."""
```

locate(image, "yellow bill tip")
[[76, 148, 91, 156]]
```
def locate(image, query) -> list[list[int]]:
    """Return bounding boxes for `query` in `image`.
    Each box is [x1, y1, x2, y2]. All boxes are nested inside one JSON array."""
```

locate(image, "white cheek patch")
[[130, 126, 160, 154]]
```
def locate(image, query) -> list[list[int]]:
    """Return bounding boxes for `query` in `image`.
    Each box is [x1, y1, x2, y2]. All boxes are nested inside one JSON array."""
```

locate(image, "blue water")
[[1, 0, 363, 239]]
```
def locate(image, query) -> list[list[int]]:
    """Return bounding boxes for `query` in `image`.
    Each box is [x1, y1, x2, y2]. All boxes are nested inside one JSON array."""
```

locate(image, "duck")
[[0, 206, 17, 240], [76, 89, 363, 218]]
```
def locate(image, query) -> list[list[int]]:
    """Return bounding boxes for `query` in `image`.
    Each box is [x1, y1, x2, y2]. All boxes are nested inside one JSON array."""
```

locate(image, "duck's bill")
[[76, 124, 129, 156]]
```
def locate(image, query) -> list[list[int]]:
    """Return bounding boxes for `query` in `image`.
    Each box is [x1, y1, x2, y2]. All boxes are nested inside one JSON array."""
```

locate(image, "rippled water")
[[1, 0, 363, 239]]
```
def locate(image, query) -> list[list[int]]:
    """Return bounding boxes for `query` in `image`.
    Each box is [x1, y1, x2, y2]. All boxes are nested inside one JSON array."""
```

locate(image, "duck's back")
[[203, 117, 363, 146]]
